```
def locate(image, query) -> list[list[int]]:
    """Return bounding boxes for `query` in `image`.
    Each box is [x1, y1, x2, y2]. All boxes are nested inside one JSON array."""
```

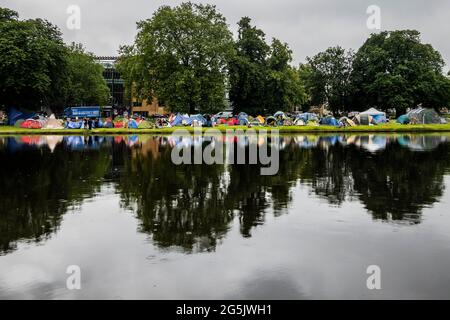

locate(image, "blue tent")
[[128, 119, 138, 129], [274, 111, 286, 118], [171, 113, 189, 126], [296, 113, 318, 123], [185, 114, 207, 126], [7, 107, 35, 125], [237, 112, 249, 125], [396, 115, 410, 124], [320, 116, 340, 126]]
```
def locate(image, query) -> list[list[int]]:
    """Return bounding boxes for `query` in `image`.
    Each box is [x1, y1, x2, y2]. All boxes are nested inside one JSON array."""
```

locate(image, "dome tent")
[[407, 107, 443, 124], [319, 115, 340, 126], [396, 114, 410, 124]]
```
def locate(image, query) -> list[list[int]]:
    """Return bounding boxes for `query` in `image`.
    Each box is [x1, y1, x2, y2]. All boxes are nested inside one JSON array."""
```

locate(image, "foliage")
[[63, 43, 110, 107], [117, 2, 234, 114], [351, 30, 450, 115], [0, 8, 67, 111], [0, 7, 110, 112], [229, 17, 305, 114], [300, 46, 354, 115]]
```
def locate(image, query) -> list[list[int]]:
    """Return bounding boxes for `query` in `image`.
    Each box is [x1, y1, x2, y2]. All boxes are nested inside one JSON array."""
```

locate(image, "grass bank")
[[1, 123, 450, 135]]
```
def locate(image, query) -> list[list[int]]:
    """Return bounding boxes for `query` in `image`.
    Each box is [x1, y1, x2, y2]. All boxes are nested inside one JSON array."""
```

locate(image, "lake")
[[0, 133, 450, 299]]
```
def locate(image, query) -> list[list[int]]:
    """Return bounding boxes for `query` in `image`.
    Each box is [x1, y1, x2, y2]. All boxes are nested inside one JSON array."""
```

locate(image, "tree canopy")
[[118, 2, 234, 114], [351, 30, 450, 114], [63, 43, 110, 107], [0, 8, 67, 111], [300, 46, 354, 114], [229, 17, 305, 115], [0, 7, 110, 112]]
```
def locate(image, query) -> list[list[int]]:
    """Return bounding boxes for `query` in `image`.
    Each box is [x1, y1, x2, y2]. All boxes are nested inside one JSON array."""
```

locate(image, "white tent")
[[360, 108, 386, 116]]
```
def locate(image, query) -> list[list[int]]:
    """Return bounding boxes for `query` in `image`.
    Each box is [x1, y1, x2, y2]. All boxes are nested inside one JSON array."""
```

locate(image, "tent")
[[396, 114, 410, 124], [7, 107, 35, 125], [44, 114, 64, 129], [296, 113, 318, 123], [138, 120, 153, 129], [320, 115, 340, 126], [171, 113, 189, 126], [359, 108, 387, 124], [274, 111, 287, 119], [237, 112, 249, 125], [256, 115, 265, 124], [127, 119, 139, 129], [20, 119, 42, 129], [294, 118, 306, 126], [353, 114, 373, 125], [185, 114, 207, 126], [339, 117, 356, 127], [265, 116, 277, 126], [226, 118, 239, 126], [407, 108, 443, 124]]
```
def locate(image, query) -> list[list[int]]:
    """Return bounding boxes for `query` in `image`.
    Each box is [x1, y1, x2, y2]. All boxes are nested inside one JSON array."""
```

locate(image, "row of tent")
[[5, 106, 446, 130]]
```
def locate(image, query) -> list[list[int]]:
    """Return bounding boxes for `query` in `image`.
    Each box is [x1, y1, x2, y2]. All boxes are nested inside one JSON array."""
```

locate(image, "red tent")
[[20, 119, 42, 129]]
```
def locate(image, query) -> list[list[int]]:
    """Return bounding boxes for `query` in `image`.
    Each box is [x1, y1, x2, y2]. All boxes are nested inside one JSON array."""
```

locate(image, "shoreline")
[[1, 124, 450, 135]]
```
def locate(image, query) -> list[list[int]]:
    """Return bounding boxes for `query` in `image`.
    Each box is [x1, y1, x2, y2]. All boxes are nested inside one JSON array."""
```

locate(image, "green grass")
[[1, 123, 450, 135]]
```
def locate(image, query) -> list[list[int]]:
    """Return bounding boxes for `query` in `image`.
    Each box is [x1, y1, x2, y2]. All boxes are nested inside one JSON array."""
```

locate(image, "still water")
[[0, 133, 450, 299]]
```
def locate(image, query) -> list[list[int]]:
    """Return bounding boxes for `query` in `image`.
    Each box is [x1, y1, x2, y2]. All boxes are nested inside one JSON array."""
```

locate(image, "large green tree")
[[0, 7, 109, 112], [300, 46, 354, 115], [229, 17, 270, 114], [351, 30, 450, 114], [0, 8, 67, 111], [229, 17, 305, 115], [118, 2, 234, 114], [265, 39, 306, 114], [63, 43, 110, 107]]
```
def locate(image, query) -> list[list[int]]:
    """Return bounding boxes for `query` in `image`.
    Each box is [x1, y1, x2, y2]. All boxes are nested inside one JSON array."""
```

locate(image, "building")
[[95, 56, 168, 116], [131, 97, 168, 116], [95, 56, 125, 108]]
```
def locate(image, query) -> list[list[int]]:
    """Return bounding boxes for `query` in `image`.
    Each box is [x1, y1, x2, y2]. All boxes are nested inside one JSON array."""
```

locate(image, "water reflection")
[[0, 133, 449, 255]]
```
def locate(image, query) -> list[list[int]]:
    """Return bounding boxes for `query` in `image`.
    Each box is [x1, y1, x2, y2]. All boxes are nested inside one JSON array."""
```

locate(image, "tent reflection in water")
[[397, 135, 445, 151]]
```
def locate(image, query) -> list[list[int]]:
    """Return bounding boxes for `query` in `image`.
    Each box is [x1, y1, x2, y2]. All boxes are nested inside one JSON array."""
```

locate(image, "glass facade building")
[[95, 56, 125, 107]]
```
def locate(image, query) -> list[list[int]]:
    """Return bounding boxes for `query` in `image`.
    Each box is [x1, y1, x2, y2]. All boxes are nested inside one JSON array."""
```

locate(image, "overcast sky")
[[3, 0, 450, 70]]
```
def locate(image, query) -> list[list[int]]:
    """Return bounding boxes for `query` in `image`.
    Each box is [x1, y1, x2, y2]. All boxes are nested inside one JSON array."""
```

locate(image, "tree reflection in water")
[[0, 133, 449, 254]]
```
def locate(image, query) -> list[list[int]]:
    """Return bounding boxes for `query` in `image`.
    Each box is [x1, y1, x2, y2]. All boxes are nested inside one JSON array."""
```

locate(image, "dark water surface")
[[1, 133, 450, 299]]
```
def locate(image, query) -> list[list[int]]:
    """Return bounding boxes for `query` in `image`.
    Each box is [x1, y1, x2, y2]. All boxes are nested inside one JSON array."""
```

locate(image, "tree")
[[265, 39, 306, 113], [229, 18, 305, 115], [63, 43, 110, 107], [118, 2, 234, 114], [229, 17, 269, 114], [351, 30, 450, 114], [0, 8, 67, 111], [300, 46, 354, 115], [0, 7, 18, 21]]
